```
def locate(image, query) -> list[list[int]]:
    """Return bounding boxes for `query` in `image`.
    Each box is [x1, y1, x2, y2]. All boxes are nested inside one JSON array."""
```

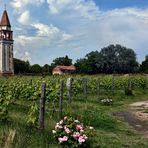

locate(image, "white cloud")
[[14, 49, 31, 62], [22, 51, 31, 61], [62, 33, 73, 41], [11, 0, 45, 9], [10, 0, 148, 64], [32, 23, 60, 37], [18, 10, 30, 25], [47, 0, 100, 20]]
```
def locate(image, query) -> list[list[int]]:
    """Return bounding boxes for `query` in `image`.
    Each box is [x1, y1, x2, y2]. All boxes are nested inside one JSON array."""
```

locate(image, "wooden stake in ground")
[[59, 80, 64, 120], [98, 80, 101, 96], [144, 75, 147, 89], [83, 78, 87, 99], [39, 82, 46, 130], [4, 130, 16, 148], [111, 77, 115, 94], [66, 78, 73, 103], [128, 79, 132, 91]]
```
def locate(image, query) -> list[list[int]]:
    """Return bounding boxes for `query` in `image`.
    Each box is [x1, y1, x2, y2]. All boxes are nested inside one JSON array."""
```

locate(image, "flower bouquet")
[[52, 116, 94, 147]]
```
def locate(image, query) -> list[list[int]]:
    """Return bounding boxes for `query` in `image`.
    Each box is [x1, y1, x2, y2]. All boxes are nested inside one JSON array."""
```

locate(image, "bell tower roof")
[[0, 10, 11, 27]]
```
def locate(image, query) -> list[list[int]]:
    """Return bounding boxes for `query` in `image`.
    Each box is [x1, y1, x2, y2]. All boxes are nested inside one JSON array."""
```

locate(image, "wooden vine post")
[[83, 78, 87, 99], [111, 77, 115, 94], [67, 78, 73, 103], [39, 82, 46, 130], [98, 79, 101, 96], [59, 80, 64, 120], [128, 79, 132, 91], [144, 75, 147, 89]]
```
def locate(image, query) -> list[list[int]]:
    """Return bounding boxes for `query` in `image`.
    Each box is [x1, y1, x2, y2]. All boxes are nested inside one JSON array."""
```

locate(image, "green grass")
[[1, 89, 148, 148]]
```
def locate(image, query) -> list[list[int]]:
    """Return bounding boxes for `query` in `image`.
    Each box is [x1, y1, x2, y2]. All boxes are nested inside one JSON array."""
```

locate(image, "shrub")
[[52, 116, 94, 148], [125, 88, 133, 96]]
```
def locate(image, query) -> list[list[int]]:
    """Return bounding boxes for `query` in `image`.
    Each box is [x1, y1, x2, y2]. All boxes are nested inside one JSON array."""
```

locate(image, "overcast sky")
[[0, 0, 148, 65]]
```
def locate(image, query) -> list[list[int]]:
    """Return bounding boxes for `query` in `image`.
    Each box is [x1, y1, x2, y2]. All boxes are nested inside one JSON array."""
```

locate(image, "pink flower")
[[76, 124, 83, 130], [78, 136, 85, 144], [58, 137, 63, 143], [63, 136, 68, 141], [73, 132, 81, 138], [65, 128, 71, 134], [58, 136, 68, 143]]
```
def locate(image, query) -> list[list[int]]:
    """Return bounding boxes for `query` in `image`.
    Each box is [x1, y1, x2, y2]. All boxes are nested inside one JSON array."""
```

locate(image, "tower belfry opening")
[[0, 8, 14, 76]]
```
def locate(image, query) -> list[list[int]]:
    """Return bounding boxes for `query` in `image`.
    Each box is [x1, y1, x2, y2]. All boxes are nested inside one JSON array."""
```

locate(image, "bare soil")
[[113, 100, 148, 138]]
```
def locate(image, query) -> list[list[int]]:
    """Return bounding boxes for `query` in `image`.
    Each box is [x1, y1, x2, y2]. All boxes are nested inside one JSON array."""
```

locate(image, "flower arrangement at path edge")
[[52, 116, 94, 147]]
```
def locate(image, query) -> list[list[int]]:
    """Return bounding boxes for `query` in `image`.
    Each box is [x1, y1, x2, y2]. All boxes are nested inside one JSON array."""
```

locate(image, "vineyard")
[[0, 75, 148, 147]]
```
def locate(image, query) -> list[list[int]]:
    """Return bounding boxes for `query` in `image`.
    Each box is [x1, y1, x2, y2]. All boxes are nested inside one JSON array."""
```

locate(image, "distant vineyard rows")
[[0, 75, 147, 122]]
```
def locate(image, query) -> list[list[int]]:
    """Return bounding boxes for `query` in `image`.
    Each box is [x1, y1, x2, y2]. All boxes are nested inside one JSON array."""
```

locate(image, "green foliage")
[[0, 75, 147, 124], [0, 98, 9, 121], [125, 88, 133, 96], [51, 55, 72, 68], [140, 55, 148, 73], [0, 75, 148, 147], [30, 64, 42, 74], [14, 58, 31, 74], [75, 51, 100, 74], [52, 116, 94, 147], [26, 102, 39, 126], [75, 44, 139, 74], [42, 64, 52, 75]]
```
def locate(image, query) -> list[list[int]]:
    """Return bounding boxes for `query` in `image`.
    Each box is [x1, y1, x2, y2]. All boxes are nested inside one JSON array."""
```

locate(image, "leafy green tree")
[[51, 55, 72, 68], [140, 55, 148, 73], [75, 44, 139, 74], [14, 58, 31, 74], [30, 64, 42, 74], [42, 64, 52, 74], [98, 44, 139, 73], [75, 51, 100, 74], [75, 58, 89, 74]]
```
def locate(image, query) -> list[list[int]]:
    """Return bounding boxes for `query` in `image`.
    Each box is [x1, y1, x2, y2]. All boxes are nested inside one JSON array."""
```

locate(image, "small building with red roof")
[[52, 65, 76, 75]]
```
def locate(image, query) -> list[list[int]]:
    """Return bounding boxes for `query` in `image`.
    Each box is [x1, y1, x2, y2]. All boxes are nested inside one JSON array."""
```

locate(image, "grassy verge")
[[0, 89, 148, 148]]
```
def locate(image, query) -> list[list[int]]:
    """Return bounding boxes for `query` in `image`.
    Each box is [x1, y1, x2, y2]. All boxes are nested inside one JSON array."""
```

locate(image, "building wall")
[[0, 40, 14, 75], [53, 69, 63, 75], [0, 42, 2, 72]]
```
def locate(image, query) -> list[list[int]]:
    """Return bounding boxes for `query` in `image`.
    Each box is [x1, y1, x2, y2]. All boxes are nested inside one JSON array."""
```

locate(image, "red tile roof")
[[53, 65, 76, 71], [0, 10, 11, 27]]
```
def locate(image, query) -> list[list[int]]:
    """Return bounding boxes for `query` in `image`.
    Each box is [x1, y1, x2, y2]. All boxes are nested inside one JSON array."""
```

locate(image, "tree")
[[42, 64, 52, 74], [140, 55, 148, 73], [30, 64, 42, 74], [98, 44, 139, 73], [75, 58, 89, 74], [51, 55, 72, 68], [75, 44, 139, 74], [75, 51, 100, 74], [14, 58, 31, 74]]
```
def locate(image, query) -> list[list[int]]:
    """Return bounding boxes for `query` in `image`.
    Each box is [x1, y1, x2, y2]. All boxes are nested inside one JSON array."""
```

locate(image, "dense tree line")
[[75, 45, 139, 74], [140, 56, 148, 73], [14, 55, 72, 75], [14, 44, 148, 75]]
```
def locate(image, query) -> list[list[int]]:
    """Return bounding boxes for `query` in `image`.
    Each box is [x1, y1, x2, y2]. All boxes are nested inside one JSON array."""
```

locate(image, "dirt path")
[[113, 100, 148, 138]]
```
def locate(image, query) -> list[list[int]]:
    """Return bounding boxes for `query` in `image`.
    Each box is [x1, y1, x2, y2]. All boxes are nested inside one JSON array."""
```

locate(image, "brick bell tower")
[[0, 8, 14, 76]]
